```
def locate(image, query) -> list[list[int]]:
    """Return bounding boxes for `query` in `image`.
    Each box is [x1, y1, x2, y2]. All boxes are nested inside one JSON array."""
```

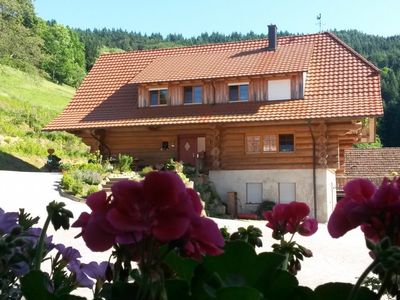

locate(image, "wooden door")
[[179, 136, 197, 166]]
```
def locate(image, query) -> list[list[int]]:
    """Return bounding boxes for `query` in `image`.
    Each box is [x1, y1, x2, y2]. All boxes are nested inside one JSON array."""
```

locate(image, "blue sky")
[[34, 0, 400, 37]]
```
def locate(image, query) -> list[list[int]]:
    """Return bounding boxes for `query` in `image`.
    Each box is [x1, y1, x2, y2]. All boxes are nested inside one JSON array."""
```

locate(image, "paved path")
[[0, 171, 372, 294]]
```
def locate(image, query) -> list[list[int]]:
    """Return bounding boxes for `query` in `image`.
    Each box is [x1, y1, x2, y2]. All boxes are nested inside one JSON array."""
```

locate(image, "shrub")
[[60, 162, 73, 172], [84, 185, 99, 198], [256, 200, 276, 219], [117, 154, 134, 173], [140, 165, 154, 176], [81, 171, 102, 185], [70, 181, 83, 196], [60, 173, 74, 191]]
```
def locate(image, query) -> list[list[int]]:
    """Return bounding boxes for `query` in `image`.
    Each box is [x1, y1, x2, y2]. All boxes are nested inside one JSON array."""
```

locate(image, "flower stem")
[[33, 214, 52, 270], [348, 259, 379, 300], [376, 271, 390, 299]]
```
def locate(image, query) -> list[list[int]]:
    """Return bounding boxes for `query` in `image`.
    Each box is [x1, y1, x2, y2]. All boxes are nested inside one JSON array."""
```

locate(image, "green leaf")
[[314, 282, 377, 300], [216, 286, 261, 300], [21, 270, 54, 300], [191, 241, 297, 299], [165, 279, 191, 299], [164, 250, 199, 282]]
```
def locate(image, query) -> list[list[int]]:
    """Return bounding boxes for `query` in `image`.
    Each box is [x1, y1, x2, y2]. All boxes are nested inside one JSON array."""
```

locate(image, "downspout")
[[211, 81, 216, 104], [308, 120, 317, 219]]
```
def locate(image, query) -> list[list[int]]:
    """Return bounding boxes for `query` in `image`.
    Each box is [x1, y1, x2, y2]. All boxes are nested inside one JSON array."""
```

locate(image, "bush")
[[84, 185, 99, 198], [70, 181, 83, 196], [140, 165, 154, 176], [256, 200, 276, 219], [117, 154, 134, 173], [81, 170, 102, 185], [60, 162, 72, 172], [60, 173, 74, 191]]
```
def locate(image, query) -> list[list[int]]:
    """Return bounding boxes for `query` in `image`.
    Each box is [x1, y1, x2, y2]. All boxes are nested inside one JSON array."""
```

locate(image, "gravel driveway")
[[0, 171, 372, 294]]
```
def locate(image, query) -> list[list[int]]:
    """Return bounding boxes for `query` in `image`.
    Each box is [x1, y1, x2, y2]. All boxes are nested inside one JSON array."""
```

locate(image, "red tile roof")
[[45, 32, 383, 131], [344, 148, 400, 178], [131, 43, 314, 84]]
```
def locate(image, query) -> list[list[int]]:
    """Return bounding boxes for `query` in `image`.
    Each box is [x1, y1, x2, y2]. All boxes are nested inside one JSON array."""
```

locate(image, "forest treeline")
[[1, 0, 399, 146]]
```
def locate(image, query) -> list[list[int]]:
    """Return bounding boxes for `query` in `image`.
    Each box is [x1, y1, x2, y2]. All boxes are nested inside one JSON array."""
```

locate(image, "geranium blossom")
[[264, 201, 318, 239], [73, 171, 224, 260], [328, 177, 400, 244]]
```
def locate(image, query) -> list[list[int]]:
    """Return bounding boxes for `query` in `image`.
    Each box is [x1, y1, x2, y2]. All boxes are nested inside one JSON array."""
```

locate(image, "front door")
[[179, 136, 198, 166]]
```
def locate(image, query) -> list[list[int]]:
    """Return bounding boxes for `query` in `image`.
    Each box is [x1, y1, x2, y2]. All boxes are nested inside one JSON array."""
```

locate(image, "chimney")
[[268, 24, 277, 51]]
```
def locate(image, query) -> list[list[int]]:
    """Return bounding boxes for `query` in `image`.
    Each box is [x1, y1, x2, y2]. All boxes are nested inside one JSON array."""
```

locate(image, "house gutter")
[[308, 120, 318, 219]]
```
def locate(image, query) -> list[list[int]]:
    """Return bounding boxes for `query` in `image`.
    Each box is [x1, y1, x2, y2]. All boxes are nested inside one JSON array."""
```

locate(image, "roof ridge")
[[325, 32, 381, 73], [99, 32, 325, 58]]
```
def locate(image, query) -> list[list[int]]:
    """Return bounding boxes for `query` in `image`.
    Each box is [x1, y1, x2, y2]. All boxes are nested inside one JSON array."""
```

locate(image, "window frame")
[[228, 82, 249, 102], [149, 88, 168, 106], [278, 134, 295, 152], [245, 133, 295, 154], [183, 86, 203, 105]]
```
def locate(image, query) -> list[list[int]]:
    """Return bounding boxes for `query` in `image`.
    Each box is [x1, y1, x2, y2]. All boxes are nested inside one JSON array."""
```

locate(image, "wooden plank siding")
[[137, 73, 303, 107], [75, 119, 362, 171]]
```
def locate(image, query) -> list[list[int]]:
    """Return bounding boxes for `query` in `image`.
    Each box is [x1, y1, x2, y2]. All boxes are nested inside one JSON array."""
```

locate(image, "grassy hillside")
[[0, 65, 89, 170]]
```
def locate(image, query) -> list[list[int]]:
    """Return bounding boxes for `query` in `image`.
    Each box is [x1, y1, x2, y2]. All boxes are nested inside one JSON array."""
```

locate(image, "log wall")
[[75, 119, 362, 172]]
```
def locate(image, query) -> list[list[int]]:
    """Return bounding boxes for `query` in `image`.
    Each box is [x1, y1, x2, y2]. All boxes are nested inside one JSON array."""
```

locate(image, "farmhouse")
[[45, 26, 383, 222]]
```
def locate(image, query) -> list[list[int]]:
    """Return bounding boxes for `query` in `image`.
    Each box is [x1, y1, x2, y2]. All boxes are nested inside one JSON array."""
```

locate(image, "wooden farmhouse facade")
[[45, 26, 383, 222]]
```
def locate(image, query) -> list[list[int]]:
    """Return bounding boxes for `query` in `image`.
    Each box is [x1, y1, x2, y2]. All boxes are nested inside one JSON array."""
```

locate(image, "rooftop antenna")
[[316, 13, 322, 32]]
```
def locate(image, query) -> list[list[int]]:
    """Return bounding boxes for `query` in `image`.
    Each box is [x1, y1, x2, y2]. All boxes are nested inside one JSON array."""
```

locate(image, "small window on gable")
[[268, 79, 291, 101], [246, 136, 261, 153], [184, 86, 202, 104], [279, 134, 294, 152], [149, 89, 168, 106], [229, 83, 249, 102]]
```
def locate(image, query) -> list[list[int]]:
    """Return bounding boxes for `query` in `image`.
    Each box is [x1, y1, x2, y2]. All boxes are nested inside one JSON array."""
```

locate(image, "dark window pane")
[[150, 90, 158, 106], [229, 85, 239, 101], [159, 89, 168, 105], [279, 134, 294, 152], [239, 85, 249, 101], [193, 86, 202, 104], [184, 86, 193, 103]]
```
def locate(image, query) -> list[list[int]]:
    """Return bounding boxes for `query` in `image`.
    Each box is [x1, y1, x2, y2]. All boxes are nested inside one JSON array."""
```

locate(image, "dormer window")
[[184, 86, 202, 104], [150, 88, 168, 106], [229, 83, 249, 102], [268, 79, 291, 101]]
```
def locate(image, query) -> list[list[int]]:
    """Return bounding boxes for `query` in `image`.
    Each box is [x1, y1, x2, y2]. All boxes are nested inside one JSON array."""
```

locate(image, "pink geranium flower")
[[328, 177, 400, 245], [264, 201, 318, 239], [73, 171, 224, 260]]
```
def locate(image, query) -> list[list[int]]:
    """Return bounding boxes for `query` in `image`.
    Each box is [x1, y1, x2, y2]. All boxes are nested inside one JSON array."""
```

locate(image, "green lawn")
[[0, 65, 89, 170], [0, 64, 75, 111]]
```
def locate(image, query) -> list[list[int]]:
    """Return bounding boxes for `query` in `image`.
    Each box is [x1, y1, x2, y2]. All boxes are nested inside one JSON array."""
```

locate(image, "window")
[[149, 89, 168, 106], [268, 79, 291, 101], [229, 83, 249, 102], [279, 134, 294, 152], [247, 183, 263, 204], [246, 134, 294, 154], [184, 86, 202, 104], [246, 136, 261, 153], [279, 183, 296, 203], [263, 135, 277, 152]]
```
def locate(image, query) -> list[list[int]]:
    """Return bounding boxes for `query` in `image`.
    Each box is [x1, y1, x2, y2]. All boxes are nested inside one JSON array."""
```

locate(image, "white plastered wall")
[[209, 169, 336, 223]]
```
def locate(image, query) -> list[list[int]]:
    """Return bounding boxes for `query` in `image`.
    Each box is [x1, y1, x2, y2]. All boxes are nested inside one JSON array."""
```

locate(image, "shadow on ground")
[[0, 151, 40, 171]]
